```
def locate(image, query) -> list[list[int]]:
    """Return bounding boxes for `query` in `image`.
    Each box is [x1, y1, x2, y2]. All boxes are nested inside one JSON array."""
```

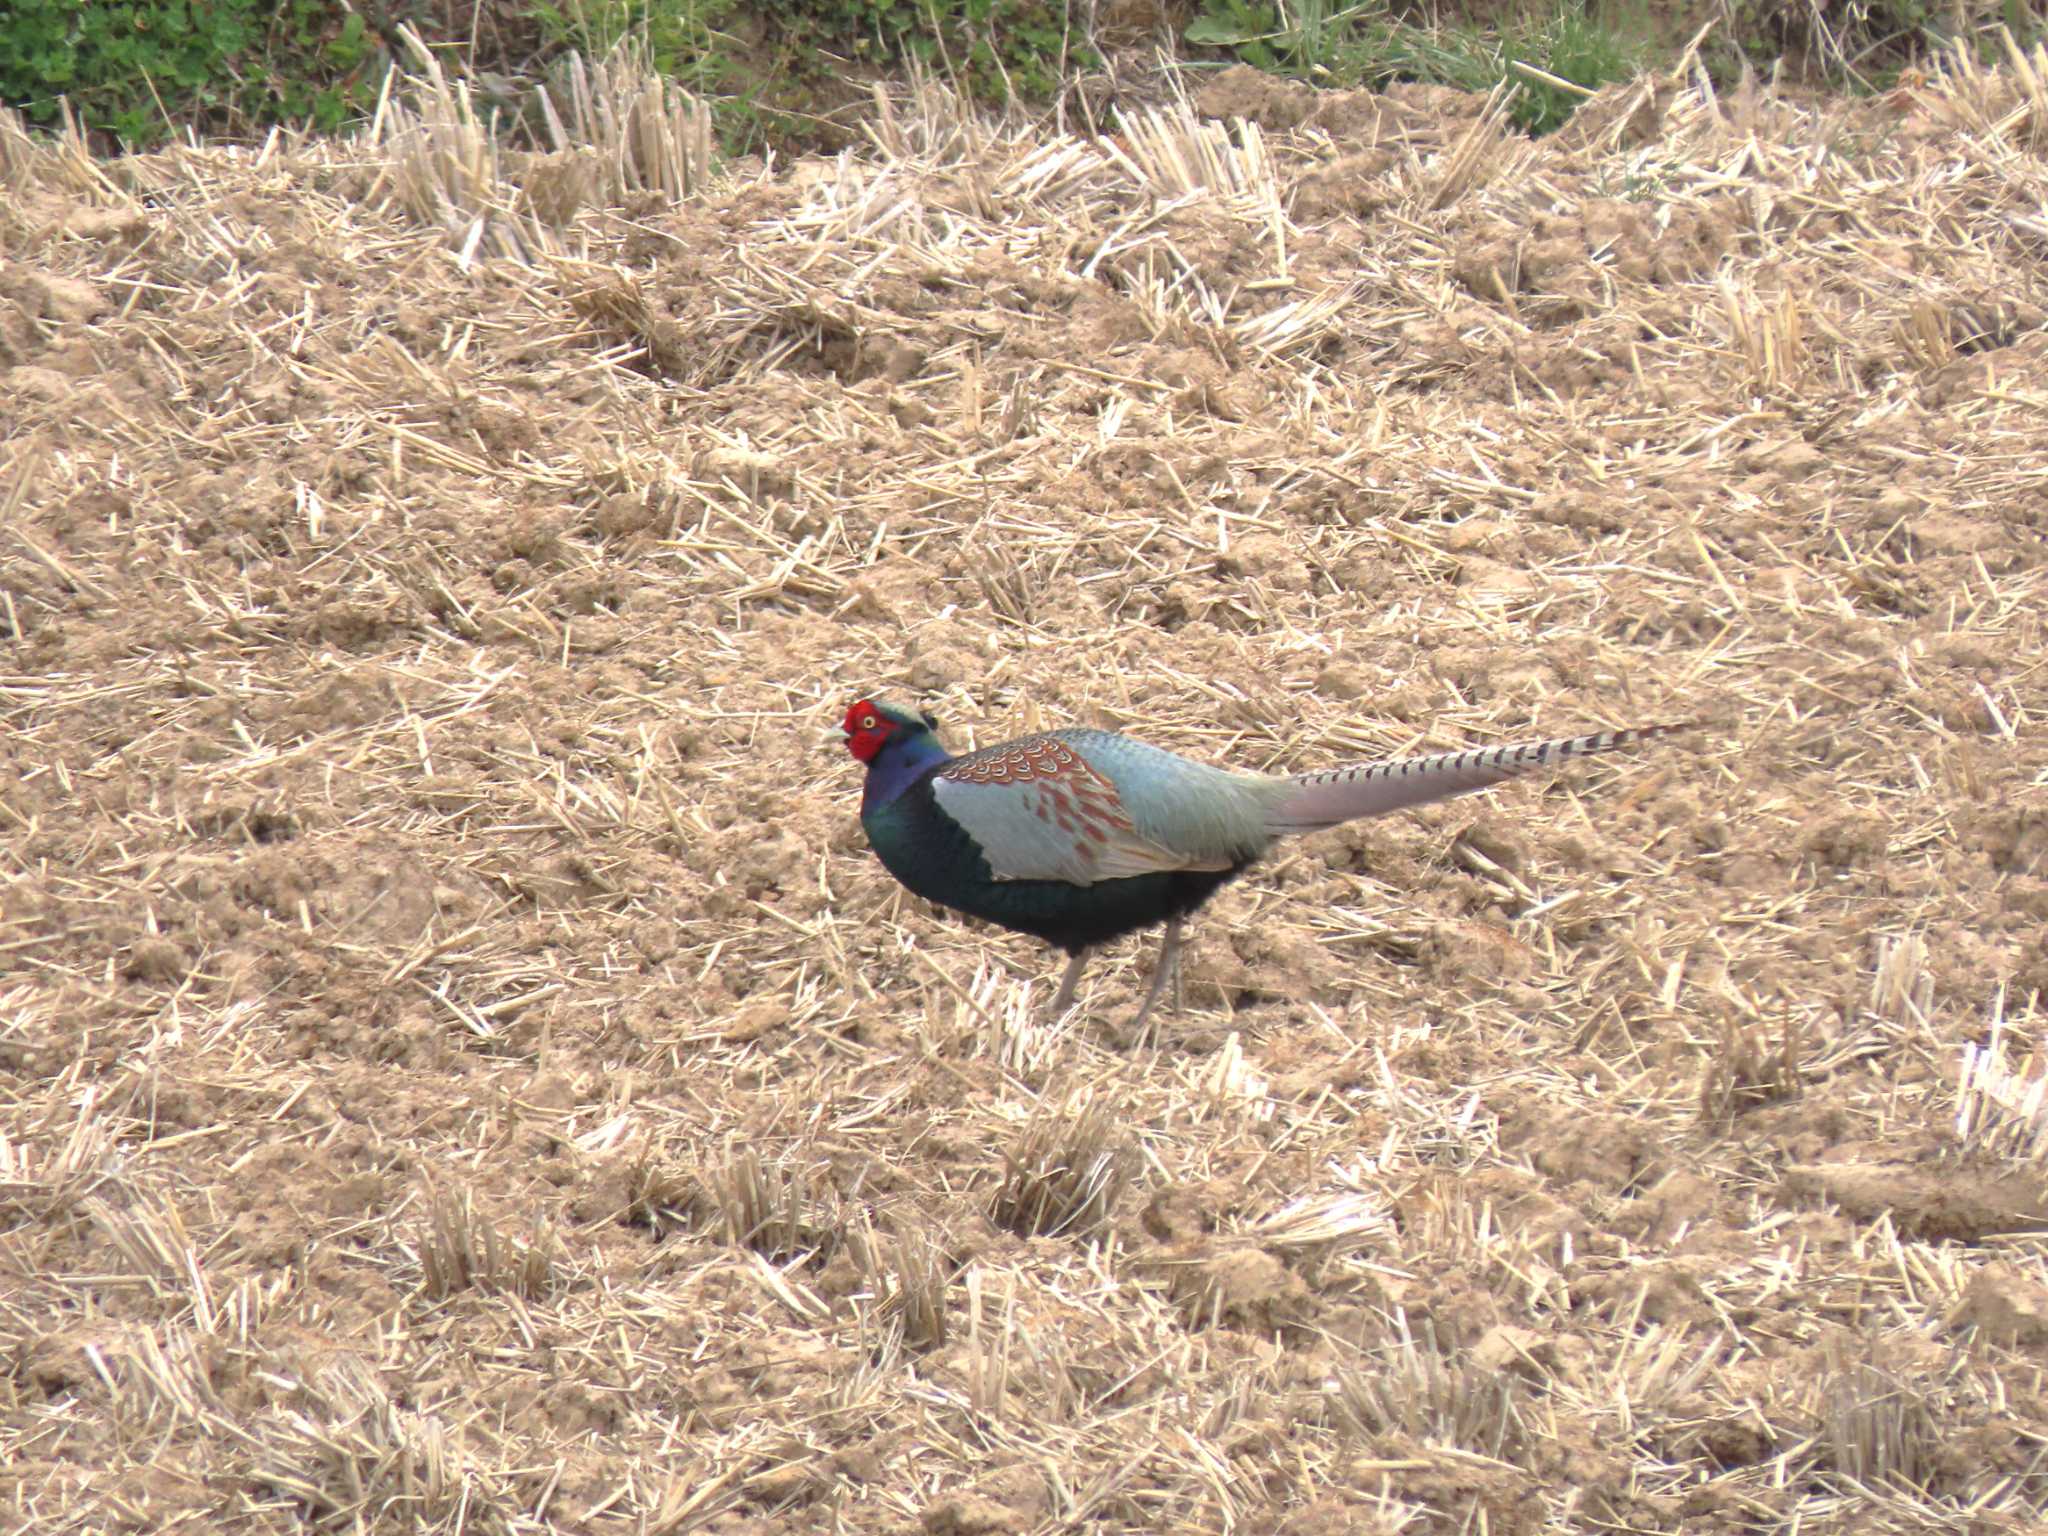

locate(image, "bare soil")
[[4, 54, 2048, 1536]]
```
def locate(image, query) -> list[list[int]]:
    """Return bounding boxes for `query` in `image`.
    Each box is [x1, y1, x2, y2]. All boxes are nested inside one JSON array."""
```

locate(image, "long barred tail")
[[1264, 722, 1695, 835]]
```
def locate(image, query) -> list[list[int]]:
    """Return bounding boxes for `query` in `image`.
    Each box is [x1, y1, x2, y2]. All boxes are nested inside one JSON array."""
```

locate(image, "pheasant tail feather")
[[1264, 722, 1694, 836]]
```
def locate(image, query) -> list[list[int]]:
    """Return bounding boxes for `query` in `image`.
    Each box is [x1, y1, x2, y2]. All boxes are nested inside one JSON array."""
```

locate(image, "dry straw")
[[2, 24, 2047, 1536]]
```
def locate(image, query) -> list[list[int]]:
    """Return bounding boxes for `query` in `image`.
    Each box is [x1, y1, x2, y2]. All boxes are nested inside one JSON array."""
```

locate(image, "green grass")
[[532, 0, 739, 99], [0, 0, 379, 146], [0, 0, 1088, 154], [6, 0, 2041, 155], [1708, 0, 2041, 93], [1186, 0, 1646, 136], [533, 0, 1090, 154]]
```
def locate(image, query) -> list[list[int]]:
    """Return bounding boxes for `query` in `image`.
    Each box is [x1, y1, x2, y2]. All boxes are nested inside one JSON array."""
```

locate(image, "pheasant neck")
[[862, 734, 950, 814]]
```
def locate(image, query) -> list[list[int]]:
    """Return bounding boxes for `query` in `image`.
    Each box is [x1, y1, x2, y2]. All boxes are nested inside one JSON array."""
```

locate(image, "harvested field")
[[5, 34, 2048, 1536]]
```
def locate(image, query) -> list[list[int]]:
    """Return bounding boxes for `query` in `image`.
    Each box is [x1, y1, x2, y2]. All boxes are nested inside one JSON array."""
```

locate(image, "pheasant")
[[841, 699, 1687, 1028]]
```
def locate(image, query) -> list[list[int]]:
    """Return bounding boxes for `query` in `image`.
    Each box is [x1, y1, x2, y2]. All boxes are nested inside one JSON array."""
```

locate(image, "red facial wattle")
[[842, 700, 889, 763]]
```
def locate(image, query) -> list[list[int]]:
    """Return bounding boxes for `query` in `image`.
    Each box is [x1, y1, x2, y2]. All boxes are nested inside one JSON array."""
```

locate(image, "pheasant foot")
[[1129, 917, 1186, 1035], [1050, 949, 1088, 1015]]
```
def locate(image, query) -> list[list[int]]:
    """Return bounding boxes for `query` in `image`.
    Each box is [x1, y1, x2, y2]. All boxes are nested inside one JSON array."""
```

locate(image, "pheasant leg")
[[1050, 949, 1088, 1015], [1129, 917, 1185, 1034]]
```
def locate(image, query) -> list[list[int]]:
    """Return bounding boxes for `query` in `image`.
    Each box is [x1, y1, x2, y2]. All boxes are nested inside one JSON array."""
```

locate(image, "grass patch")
[[1186, 0, 1645, 134], [0, 0, 380, 146], [533, 0, 741, 100], [1186, 0, 2046, 135], [0, 0, 1091, 155], [497, 0, 1096, 154], [11, 0, 2042, 155]]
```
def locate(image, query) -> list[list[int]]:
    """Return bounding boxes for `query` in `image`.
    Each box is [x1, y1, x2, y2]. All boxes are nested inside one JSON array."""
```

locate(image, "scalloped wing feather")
[[933, 732, 1254, 885]]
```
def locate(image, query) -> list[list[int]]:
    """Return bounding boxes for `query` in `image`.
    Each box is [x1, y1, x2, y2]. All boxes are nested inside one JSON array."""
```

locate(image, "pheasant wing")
[[933, 733, 1232, 886]]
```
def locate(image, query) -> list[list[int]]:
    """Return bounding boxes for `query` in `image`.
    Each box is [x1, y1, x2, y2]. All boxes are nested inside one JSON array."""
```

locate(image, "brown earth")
[[4, 54, 2048, 1536]]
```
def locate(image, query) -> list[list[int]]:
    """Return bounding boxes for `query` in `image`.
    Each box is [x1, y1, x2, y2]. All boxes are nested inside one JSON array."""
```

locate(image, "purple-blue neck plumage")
[[862, 729, 951, 815]]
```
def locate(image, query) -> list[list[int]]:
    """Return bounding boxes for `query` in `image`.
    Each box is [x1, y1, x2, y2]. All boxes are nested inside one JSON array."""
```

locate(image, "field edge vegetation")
[[2, 0, 2043, 153]]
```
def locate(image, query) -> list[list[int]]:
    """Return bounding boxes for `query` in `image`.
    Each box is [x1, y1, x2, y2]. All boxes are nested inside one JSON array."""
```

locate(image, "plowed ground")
[[4, 60, 2048, 1536]]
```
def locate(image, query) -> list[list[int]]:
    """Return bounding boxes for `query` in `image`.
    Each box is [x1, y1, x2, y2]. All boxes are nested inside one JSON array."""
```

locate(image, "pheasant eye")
[[861, 715, 878, 730]]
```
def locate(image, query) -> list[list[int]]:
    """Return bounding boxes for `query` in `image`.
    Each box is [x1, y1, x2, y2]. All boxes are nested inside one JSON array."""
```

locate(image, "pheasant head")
[[841, 699, 949, 812], [840, 699, 940, 763]]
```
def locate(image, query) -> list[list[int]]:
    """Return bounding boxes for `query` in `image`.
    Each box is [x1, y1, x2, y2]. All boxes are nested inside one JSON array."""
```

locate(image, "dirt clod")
[[1950, 1263, 2048, 1345]]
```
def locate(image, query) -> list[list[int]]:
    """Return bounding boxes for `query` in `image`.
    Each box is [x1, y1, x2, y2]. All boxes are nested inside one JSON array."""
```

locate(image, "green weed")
[[1183, 0, 1644, 135], [0, 0, 378, 146]]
